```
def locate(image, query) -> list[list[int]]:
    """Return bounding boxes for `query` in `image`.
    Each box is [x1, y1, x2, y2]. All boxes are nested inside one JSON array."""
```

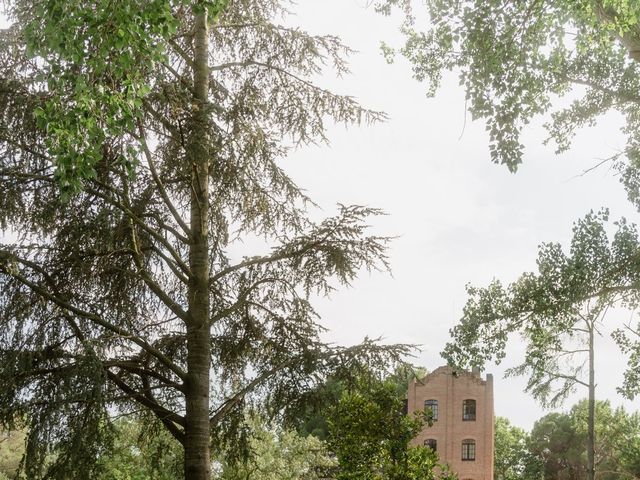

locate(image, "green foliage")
[[379, 0, 640, 178], [612, 324, 640, 399], [528, 400, 640, 480], [494, 417, 542, 480], [295, 364, 427, 440], [294, 377, 345, 441], [386, 363, 428, 398], [327, 378, 455, 480], [217, 416, 334, 480], [96, 416, 182, 480], [16, 0, 226, 197], [443, 210, 640, 404]]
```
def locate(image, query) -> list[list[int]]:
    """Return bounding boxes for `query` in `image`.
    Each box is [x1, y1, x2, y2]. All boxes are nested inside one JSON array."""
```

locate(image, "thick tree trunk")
[[587, 320, 595, 480], [185, 8, 211, 480]]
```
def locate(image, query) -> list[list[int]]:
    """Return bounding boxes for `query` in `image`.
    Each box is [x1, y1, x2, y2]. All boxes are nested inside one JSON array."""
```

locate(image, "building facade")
[[407, 366, 494, 480]]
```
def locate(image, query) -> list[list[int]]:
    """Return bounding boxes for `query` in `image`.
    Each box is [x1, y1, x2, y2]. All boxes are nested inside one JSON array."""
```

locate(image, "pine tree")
[[0, 1, 408, 478]]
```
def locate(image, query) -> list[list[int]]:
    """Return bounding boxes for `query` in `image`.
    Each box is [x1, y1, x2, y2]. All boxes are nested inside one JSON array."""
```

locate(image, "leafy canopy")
[[21, 0, 226, 197], [379, 0, 640, 182], [443, 210, 640, 402], [327, 376, 455, 480], [529, 400, 640, 480], [493, 417, 542, 480]]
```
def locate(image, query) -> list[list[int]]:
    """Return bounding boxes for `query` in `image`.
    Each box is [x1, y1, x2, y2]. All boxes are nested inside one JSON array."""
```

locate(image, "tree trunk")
[[185, 7, 211, 480], [587, 320, 595, 480]]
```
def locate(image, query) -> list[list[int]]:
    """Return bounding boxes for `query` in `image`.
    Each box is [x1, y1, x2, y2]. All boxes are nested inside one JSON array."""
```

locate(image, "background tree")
[[327, 376, 455, 480], [529, 411, 586, 480], [294, 364, 428, 441], [216, 415, 335, 480], [96, 416, 183, 480], [494, 417, 542, 480], [0, 1, 410, 479], [529, 400, 640, 480]]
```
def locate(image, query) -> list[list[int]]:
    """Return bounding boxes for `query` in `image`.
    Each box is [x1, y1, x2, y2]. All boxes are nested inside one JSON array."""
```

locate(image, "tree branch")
[[106, 370, 185, 444], [0, 250, 187, 379], [136, 121, 192, 240]]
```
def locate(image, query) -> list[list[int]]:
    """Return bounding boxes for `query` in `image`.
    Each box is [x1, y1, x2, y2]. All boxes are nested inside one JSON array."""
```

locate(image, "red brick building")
[[407, 366, 494, 480]]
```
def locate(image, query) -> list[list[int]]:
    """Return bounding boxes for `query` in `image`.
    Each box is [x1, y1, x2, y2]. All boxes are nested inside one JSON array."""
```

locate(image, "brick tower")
[[407, 366, 494, 480]]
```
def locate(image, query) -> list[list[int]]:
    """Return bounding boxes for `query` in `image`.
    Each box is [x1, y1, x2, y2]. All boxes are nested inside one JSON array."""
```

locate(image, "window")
[[462, 439, 476, 461], [424, 439, 437, 452], [424, 399, 438, 421], [463, 399, 476, 421]]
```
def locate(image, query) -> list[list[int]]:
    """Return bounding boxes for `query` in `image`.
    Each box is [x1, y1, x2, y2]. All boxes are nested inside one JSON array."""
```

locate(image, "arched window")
[[462, 399, 476, 421], [424, 438, 437, 452], [462, 439, 476, 461], [424, 399, 438, 421]]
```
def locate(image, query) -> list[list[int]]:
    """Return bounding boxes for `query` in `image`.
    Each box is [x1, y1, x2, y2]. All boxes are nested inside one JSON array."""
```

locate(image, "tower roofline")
[[416, 365, 489, 385]]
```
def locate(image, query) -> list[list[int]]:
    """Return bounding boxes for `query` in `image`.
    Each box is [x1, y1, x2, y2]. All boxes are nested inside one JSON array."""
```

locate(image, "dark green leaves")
[[327, 377, 454, 480]]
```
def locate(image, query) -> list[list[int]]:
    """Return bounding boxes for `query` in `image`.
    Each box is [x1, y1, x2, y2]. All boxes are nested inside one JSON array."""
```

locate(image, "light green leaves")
[[443, 211, 640, 402], [381, 0, 640, 175], [22, 0, 226, 198]]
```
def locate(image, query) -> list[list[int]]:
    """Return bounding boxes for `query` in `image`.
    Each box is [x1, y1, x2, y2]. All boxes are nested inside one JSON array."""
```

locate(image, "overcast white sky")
[[285, 0, 640, 430]]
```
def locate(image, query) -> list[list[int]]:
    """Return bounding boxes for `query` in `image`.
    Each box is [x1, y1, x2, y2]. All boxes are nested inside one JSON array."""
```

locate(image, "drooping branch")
[[0, 250, 187, 379], [106, 370, 185, 444], [136, 121, 192, 240]]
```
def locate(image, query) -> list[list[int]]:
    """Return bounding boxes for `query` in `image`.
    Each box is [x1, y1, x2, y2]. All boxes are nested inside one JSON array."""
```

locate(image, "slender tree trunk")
[[185, 7, 211, 480], [587, 319, 595, 480]]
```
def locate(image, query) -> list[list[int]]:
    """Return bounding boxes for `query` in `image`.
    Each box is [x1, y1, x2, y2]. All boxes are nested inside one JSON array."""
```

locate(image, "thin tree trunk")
[[587, 319, 595, 480], [185, 7, 211, 480]]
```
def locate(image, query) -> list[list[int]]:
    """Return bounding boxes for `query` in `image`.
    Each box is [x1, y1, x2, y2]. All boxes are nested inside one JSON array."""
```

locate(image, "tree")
[[216, 415, 335, 480], [529, 411, 586, 480], [529, 400, 640, 480], [378, 0, 640, 406], [440, 210, 640, 480], [96, 416, 183, 480], [294, 364, 427, 441], [494, 417, 542, 480], [327, 377, 455, 480], [0, 1, 410, 479]]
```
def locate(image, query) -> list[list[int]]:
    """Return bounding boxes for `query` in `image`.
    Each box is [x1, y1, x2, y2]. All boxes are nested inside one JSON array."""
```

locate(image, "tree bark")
[[594, 2, 640, 63], [184, 7, 211, 480], [587, 319, 595, 480]]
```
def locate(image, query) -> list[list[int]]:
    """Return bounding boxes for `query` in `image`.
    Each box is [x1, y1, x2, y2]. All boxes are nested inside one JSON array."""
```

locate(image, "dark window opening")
[[424, 439, 437, 452], [463, 399, 476, 421], [424, 399, 438, 421], [462, 439, 476, 461]]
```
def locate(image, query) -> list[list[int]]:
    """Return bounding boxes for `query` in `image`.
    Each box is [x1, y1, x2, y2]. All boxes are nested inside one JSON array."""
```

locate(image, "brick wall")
[[408, 366, 494, 480]]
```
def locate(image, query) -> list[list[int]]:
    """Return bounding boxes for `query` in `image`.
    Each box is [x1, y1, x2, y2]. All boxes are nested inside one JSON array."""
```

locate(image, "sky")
[[282, 0, 640, 430]]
